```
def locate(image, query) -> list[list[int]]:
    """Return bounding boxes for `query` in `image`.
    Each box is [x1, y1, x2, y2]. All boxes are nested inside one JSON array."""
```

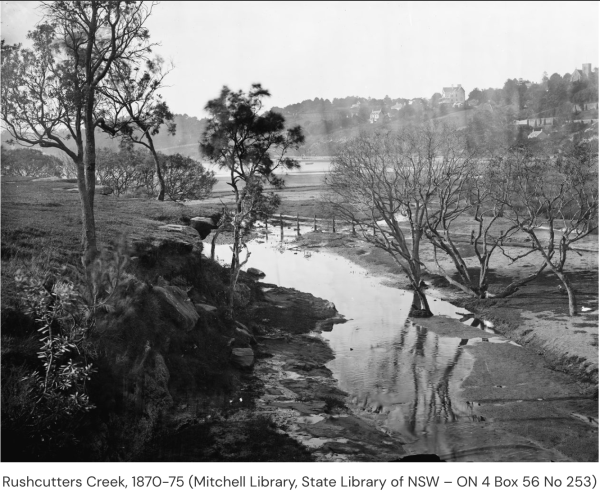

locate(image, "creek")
[[213, 230, 524, 459]]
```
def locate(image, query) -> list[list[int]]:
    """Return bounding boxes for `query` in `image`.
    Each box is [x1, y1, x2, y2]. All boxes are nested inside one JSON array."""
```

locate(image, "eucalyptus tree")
[[1, 1, 156, 261], [200, 84, 305, 313], [97, 56, 176, 201]]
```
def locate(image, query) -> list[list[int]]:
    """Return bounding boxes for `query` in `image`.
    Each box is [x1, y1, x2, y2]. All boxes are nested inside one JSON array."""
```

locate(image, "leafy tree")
[[1, 1, 155, 261], [1, 146, 65, 177], [95, 143, 149, 196], [200, 84, 305, 313], [158, 153, 217, 202], [98, 56, 176, 201], [468, 88, 483, 103]]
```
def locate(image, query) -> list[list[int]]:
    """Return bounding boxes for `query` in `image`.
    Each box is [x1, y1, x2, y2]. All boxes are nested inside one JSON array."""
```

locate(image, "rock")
[[234, 326, 255, 346], [231, 347, 254, 368], [247, 267, 266, 278], [131, 227, 200, 258], [195, 303, 218, 313], [271, 401, 327, 415], [158, 225, 200, 239], [97, 184, 113, 195], [189, 217, 216, 239], [153, 285, 199, 332]]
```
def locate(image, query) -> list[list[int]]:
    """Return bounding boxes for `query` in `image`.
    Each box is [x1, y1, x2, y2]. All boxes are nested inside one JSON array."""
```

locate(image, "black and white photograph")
[[0, 0, 598, 475]]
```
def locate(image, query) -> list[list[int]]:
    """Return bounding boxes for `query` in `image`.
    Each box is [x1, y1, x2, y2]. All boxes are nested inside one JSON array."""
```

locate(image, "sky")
[[1, 1, 598, 117]]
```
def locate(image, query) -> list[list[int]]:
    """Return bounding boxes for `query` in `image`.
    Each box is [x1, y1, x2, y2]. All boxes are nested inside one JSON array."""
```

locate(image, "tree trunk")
[[210, 229, 219, 260], [83, 87, 98, 264], [554, 271, 578, 316], [147, 134, 165, 201], [228, 223, 241, 314], [492, 263, 547, 299], [409, 287, 433, 318], [76, 155, 97, 264]]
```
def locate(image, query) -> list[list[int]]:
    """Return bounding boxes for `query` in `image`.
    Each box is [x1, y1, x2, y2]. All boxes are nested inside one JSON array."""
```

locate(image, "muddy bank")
[[209, 235, 597, 461], [250, 284, 410, 461]]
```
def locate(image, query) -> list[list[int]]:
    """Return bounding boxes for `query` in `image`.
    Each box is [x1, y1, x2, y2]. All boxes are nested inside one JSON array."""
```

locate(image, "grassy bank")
[[1, 177, 313, 461]]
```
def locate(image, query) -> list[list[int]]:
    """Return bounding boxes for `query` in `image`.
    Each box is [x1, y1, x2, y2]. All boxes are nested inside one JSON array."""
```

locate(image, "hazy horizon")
[[1, 1, 598, 118]]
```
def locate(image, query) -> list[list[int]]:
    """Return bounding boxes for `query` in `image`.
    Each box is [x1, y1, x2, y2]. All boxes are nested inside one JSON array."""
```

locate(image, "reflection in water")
[[213, 238, 479, 457]]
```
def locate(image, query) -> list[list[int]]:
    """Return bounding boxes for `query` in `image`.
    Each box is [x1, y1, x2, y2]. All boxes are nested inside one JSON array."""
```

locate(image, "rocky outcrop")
[[252, 284, 346, 334], [189, 217, 216, 239], [130, 226, 201, 259], [247, 267, 266, 278], [231, 347, 254, 368], [153, 285, 199, 332]]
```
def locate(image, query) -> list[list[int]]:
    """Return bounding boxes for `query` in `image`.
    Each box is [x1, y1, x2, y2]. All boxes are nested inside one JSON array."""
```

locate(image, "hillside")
[[1, 113, 209, 162]]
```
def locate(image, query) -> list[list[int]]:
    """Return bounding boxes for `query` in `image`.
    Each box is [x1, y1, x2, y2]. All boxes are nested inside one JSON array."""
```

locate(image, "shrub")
[[159, 153, 217, 202]]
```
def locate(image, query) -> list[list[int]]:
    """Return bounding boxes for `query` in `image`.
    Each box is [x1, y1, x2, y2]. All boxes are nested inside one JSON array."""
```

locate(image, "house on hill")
[[391, 102, 405, 111], [570, 63, 597, 83], [369, 109, 382, 123], [440, 85, 465, 105]]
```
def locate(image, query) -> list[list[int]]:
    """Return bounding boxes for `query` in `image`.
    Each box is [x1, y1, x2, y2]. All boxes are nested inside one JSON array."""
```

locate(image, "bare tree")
[[325, 128, 440, 316], [424, 154, 547, 299], [493, 142, 598, 316], [1, 1, 156, 261]]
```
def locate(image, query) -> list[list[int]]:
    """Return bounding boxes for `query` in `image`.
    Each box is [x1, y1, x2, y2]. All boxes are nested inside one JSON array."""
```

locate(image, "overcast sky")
[[2, 1, 598, 117]]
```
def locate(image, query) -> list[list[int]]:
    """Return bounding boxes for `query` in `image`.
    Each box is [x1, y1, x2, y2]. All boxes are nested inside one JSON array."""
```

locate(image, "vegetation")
[[325, 123, 598, 315], [1, 1, 157, 260], [99, 55, 177, 201], [200, 84, 305, 314], [1, 146, 66, 177], [490, 141, 599, 316]]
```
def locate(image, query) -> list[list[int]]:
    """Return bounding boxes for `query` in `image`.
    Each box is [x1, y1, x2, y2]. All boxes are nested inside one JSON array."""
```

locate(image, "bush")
[[159, 153, 217, 202], [1, 146, 65, 177]]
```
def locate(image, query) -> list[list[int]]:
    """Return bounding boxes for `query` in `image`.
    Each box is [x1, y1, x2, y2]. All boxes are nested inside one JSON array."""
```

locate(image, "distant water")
[[210, 160, 332, 192]]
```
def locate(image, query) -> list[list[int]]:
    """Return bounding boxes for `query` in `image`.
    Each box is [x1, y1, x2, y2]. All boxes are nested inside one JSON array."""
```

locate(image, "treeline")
[[326, 125, 598, 317], [1, 146, 66, 177], [94, 145, 216, 201]]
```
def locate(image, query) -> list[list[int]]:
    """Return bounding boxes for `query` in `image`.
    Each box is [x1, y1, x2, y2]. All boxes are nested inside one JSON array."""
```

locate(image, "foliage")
[[200, 84, 304, 313], [1, 1, 157, 256], [96, 144, 151, 196], [10, 270, 96, 453], [159, 153, 217, 202], [98, 55, 177, 200], [1, 146, 66, 177]]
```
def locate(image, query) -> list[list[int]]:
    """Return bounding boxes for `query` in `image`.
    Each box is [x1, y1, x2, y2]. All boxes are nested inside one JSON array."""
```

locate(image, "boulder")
[[234, 326, 256, 346], [231, 347, 254, 368], [247, 267, 266, 278], [195, 303, 218, 313], [158, 225, 200, 238], [130, 226, 201, 258], [97, 184, 114, 195], [153, 285, 199, 332], [189, 217, 216, 239]]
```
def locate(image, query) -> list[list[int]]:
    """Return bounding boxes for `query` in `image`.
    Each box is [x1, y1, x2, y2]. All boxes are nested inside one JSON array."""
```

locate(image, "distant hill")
[[1, 113, 208, 161]]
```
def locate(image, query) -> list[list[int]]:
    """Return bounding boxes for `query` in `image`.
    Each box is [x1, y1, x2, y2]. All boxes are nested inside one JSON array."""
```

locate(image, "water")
[[213, 236, 488, 455]]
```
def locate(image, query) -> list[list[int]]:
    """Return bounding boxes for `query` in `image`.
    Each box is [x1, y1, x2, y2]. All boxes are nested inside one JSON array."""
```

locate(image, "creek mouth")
[[213, 235, 533, 460]]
